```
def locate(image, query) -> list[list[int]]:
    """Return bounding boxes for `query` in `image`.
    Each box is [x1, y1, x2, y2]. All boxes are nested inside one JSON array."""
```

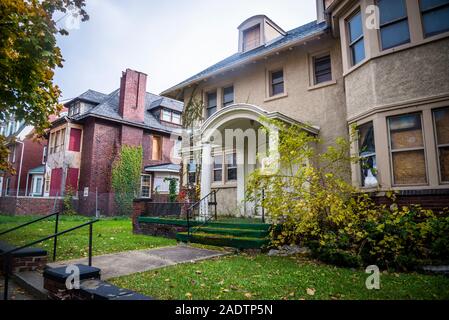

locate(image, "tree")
[[0, 0, 89, 170]]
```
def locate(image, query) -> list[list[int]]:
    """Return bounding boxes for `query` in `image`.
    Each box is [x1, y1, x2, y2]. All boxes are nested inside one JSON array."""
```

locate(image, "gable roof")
[[161, 20, 328, 96], [61, 89, 183, 135]]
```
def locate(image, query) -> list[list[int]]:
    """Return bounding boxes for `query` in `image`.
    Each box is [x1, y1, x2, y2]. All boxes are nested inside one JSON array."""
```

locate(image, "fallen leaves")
[[306, 288, 316, 296]]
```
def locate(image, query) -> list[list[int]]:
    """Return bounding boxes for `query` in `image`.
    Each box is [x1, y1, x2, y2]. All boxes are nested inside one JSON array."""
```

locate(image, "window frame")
[[313, 53, 333, 85], [212, 153, 223, 183], [387, 112, 429, 186], [357, 121, 378, 188], [432, 106, 449, 184], [377, 0, 411, 50], [206, 91, 218, 119], [222, 86, 234, 107], [269, 69, 285, 97], [140, 174, 152, 199], [419, 0, 449, 38], [346, 9, 366, 67], [225, 151, 238, 182]]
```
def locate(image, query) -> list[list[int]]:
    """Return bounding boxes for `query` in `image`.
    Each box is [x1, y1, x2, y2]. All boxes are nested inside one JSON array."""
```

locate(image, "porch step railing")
[[1, 218, 99, 300], [186, 189, 218, 237]]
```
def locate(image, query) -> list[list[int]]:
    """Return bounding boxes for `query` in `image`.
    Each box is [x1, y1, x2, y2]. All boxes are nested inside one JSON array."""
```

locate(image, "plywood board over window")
[[243, 24, 260, 51], [388, 113, 427, 185], [152, 136, 162, 160]]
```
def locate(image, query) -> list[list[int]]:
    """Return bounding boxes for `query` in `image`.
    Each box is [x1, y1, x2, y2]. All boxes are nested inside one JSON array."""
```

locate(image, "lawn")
[[0, 215, 176, 261], [110, 254, 449, 300]]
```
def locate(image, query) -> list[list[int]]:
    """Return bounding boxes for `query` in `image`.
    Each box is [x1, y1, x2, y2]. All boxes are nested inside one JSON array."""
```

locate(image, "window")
[[172, 112, 181, 124], [69, 102, 81, 116], [153, 175, 179, 193], [313, 54, 332, 84], [243, 24, 260, 51], [162, 109, 172, 122], [42, 146, 47, 164], [188, 160, 197, 185], [52, 128, 65, 154], [433, 107, 449, 182], [213, 154, 223, 182], [420, 0, 449, 37], [347, 10, 365, 66], [31, 176, 43, 196], [223, 86, 234, 107], [140, 175, 151, 198], [358, 122, 378, 187], [206, 92, 217, 119], [388, 113, 427, 185], [226, 152, 237, 181], [161, 109, 181, 124], [152, 136, 162, 160], [270, 70, 284, 96], [9, 145, 15, 163], [5, 178, 11, 196], [378, 0, 410, 50], [173, 139, 182, 158]]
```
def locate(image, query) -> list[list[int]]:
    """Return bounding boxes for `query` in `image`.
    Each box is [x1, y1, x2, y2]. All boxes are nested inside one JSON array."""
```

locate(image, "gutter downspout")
[[16, 140, 25, 197]]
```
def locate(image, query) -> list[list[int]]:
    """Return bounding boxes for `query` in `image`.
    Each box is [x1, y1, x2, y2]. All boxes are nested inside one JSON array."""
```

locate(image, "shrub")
[[63, 186, 77, 216], [247, 118, 449, 270]]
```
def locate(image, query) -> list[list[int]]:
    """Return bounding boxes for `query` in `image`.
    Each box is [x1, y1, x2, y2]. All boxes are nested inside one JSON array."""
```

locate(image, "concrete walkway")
[[47, 245, 226, 280]]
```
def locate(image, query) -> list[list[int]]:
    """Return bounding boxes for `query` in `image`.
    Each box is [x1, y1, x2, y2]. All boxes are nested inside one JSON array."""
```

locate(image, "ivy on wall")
[[112, 145, 143, 215]]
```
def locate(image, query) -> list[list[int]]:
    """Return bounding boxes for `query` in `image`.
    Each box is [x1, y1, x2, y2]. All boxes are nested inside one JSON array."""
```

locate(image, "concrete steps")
[[13, 271, 48, 300]]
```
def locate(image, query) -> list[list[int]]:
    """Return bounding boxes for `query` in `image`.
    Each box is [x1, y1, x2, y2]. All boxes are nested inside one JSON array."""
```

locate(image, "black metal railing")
[[1, 218, 99, 300], [186, 189, 218, 237], [0, 211, 61, 261]]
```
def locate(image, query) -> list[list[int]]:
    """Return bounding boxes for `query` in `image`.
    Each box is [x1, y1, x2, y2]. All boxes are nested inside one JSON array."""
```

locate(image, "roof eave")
[[160, 28, 328, 97]]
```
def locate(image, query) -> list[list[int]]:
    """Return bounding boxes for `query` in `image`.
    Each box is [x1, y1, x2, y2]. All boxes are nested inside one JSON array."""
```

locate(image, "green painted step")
[[191, 226, 269, 238], [176, 232, 270, 249], [204, 221, 271, 231]]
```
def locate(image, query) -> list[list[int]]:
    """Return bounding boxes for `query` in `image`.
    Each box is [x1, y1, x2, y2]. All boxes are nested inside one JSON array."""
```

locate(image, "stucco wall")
[[345, 38, 449, 120]]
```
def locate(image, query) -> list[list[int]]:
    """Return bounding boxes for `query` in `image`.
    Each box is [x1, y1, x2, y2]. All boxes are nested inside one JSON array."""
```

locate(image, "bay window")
[[347, 10, 365, 66], [358, 122, 378, 187], [378, 0, 410, 50], [433, 107, 449, 182], [420, 0, 449, 37], [388, 113, 427, 185]]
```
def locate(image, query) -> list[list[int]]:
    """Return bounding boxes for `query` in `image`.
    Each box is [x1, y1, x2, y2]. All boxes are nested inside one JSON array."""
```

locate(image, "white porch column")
[[200, 142, 212, 220], [236, 147, 245, 216]]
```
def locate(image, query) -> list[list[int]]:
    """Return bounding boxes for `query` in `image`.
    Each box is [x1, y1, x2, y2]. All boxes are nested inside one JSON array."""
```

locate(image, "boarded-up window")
[[50, 168, 63, 196], [433, 107, 449, 182], [65, 168, 79, 192], [243, 24, 260, 51], [152, 136, 162, 160], [68, 128, 82, 152], [388, 113, 427, 185]]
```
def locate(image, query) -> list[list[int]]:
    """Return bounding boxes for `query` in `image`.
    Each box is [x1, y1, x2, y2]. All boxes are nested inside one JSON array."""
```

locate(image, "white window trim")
[[140, 174, 152, 199]]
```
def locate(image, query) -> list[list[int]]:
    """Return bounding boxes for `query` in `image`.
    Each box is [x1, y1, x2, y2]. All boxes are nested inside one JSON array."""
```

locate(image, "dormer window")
[[69, 102, 81, 117], [161, 109, 182, 125], [243, 24, 261, 52]]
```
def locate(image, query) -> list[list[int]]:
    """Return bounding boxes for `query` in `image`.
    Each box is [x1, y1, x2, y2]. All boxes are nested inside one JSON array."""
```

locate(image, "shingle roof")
[[73, 90, 108, 104], [148, 96, 183, 112], [68, 89, 183, 135], [161, 20, 328, 95]]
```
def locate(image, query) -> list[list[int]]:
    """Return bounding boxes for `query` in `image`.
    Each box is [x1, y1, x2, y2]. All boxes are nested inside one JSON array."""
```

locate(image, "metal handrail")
[[2, 218, 99, 300], [0, 211, 60, 237], [186, 189, 218, 237]]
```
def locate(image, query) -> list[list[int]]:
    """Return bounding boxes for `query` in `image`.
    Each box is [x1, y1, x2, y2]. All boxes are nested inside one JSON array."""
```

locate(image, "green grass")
[[110, 254, 449, 300], [0, 215, 176, 261]]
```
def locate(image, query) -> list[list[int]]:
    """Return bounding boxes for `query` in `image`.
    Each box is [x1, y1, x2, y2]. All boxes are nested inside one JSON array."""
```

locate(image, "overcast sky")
[[54, 0, 317, 101]]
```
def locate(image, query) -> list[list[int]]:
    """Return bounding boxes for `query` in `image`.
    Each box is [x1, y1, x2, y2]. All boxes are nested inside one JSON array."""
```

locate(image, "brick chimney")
[[118, 69, 147, 123]]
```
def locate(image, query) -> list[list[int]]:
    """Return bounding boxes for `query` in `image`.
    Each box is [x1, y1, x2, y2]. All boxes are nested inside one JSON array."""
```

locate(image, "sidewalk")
[[47, 245, 227, 280]]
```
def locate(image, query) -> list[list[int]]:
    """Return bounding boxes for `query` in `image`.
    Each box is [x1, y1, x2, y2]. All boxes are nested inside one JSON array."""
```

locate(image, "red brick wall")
[[374, 193, 449, 212], [0, 196, 63, 215]]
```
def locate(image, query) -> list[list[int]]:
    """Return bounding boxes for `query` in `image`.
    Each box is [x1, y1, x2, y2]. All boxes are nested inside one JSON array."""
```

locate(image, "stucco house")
[[45, 69, 184, 216], [161, 0, 449, 218]]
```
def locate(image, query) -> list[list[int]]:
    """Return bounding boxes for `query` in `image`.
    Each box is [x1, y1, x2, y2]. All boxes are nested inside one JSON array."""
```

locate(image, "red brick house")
[[0, 120, 47, 198], [44, 69, 183, 216]]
